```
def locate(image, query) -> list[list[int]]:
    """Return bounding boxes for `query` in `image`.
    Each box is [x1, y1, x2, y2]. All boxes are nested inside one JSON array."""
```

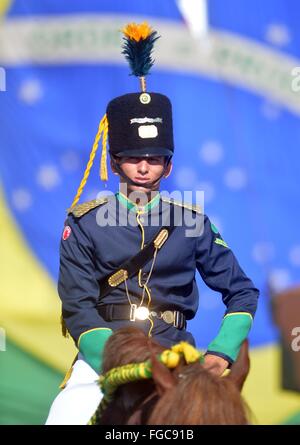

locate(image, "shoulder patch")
[[214, 238, 229, 248], [161, 196, 202, 214], [67, 197, 108, 218]]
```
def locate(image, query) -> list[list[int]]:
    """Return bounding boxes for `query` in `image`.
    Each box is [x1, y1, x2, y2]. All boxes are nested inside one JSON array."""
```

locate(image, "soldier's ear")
[[110, 157, 119, 175]]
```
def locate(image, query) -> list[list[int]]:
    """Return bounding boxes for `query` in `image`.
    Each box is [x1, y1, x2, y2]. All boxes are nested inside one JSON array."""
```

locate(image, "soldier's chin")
[[128, 178, 159, 191], [128, 183, 154, 193]]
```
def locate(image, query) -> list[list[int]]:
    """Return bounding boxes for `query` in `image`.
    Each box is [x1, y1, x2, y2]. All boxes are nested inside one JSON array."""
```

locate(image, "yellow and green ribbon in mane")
[[89, 341, 203, 424]]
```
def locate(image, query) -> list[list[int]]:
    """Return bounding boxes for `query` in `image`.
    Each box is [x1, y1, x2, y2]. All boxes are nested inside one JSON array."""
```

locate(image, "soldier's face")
[[113, 156, 172, 192]]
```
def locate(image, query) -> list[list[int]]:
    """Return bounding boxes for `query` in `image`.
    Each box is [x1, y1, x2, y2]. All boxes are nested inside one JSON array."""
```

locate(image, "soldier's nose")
[[137, 160, 149, 175]]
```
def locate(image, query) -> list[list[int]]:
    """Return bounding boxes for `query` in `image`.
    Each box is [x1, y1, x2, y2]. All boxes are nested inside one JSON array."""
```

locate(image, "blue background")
[[1, 0, 300, 350]]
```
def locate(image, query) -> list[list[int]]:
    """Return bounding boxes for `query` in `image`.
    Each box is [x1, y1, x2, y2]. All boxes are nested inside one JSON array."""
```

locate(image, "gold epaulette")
[[161, 196, 202, 214], [67, 197, 108, 218]]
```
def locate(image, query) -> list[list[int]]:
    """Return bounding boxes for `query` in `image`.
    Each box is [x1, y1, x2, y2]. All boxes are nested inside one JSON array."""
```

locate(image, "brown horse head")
[[95, 327, 251, 425]]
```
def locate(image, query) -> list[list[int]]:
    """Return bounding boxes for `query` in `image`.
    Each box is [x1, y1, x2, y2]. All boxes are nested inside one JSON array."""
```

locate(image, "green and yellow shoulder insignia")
[[161, 196, 202, 214], [67, 197, 108, 218], [214, 238, 229, 248]]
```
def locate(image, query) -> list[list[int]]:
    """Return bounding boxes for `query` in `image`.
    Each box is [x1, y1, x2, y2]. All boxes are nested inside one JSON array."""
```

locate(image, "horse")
[[91, 326, 251, 425]]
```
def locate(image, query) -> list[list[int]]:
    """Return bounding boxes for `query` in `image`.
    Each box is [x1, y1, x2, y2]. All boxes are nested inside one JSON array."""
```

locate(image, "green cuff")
[[207, 313, 253, 362], [78, 328, 113, 373]]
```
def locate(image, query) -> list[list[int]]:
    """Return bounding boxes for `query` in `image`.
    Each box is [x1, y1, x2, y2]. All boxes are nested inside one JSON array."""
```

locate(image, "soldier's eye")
[[147, 157, 163, 165], [124, 157, 139, 163]]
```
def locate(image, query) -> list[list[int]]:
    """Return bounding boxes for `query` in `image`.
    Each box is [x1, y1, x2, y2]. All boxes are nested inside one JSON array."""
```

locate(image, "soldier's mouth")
[[134, 177, 151, 182]]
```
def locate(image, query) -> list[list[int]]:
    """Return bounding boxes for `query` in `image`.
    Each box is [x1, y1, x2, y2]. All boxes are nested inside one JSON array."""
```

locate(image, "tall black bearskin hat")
[[107, 92, 174, 158], [71, 22, 174, 209]]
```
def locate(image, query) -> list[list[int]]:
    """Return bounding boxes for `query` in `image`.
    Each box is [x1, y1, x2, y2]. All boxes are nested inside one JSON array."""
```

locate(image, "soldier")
[[46, 22, 259, 424]]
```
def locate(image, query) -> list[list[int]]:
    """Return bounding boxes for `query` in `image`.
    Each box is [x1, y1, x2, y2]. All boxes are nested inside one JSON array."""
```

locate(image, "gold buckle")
[[130, 304, 137, 321], [130, 304, 150, 321], [108, 269, 128, 287], [135, 306, 150, 320], [154, 229, 169, 249], [161, 310, 175, 324]]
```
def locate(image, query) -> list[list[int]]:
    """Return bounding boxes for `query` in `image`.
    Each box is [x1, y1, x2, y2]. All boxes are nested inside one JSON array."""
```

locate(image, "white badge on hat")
[[138, 125, 158, 138]]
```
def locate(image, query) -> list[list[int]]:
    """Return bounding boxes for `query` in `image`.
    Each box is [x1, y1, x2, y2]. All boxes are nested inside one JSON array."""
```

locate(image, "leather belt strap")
[[97, 304, 186, 330]]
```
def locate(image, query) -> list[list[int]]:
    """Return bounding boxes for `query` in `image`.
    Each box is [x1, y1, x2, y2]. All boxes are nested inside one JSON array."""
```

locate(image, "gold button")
[[139, 93, 151, 104], [162, 311, 174, 324]]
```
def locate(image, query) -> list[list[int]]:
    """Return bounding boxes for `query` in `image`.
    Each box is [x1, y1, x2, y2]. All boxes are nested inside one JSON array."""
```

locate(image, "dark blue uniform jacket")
[[58, 193, 259, 367]]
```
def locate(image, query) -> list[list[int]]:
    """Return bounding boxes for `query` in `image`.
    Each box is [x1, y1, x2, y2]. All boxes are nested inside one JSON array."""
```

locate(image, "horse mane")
[[101, 326, 164, 372], [97, 326, 164, 425], [95, 326, 251, 425]]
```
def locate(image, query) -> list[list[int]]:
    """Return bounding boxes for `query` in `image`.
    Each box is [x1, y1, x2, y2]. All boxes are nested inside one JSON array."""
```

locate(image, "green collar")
[[116, 192, 160, 214]]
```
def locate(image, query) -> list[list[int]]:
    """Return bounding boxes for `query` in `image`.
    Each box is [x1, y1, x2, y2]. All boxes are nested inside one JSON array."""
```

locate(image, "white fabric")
[[45, 359, 103, 425]]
